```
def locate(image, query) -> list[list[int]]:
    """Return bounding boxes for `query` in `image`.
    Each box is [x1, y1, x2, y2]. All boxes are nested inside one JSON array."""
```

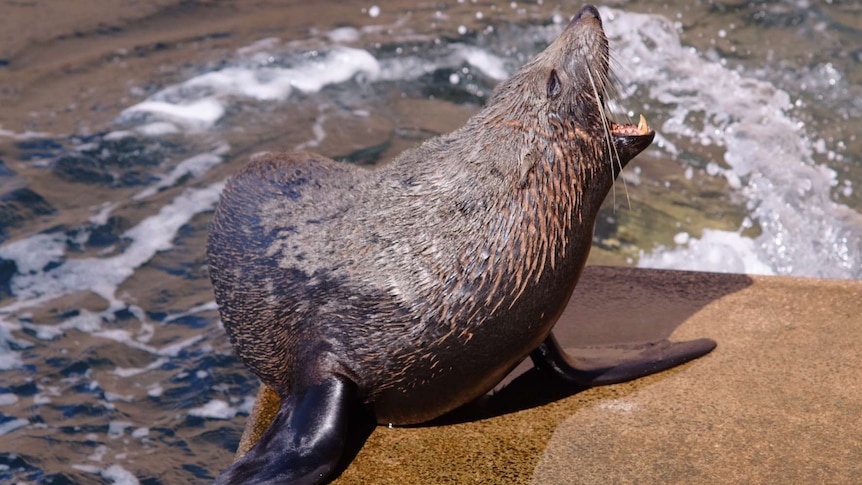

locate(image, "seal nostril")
[[577, 5, 600, 20], [572, 5, 602, 25]]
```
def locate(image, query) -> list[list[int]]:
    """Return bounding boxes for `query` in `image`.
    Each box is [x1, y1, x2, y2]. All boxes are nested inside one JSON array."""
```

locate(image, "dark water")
[[0, 2, 860, 483]]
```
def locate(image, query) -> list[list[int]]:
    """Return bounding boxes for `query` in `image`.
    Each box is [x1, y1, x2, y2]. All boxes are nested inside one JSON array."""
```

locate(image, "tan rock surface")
[[327, 266, 861, 484]]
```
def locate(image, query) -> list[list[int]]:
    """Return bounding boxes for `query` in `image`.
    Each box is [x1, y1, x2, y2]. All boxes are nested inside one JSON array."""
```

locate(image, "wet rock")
[[415, 68, 488, 106], [0, 158, 15, 177], [85, 216, 130, 248], [15, 138, 63, 161], [340, 140, 392, 166], [0, 187, 56, 243], [0, 257, 16, 299], [53, 153, 114, 185], [52, 134, 173, 188]]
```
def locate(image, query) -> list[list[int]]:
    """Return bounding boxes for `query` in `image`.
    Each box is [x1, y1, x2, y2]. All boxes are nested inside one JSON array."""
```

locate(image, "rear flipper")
[[214, 375, 357, 485], [531, 333, 716, 387]]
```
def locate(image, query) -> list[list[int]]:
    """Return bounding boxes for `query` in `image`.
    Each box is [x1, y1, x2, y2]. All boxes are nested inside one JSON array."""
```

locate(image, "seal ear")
[[518, 147, 537, 188], [546, 69, 561, 99]]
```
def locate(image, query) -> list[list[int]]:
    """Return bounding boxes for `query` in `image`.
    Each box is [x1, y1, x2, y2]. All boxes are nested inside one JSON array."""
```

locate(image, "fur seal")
[[207, 5, 716, 484]]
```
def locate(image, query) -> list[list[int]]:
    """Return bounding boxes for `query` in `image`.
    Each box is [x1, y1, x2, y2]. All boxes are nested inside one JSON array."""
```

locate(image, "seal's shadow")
[[426, 368, 590, 426], [336, 267, 754, 477], [419, 266, 755, 425]]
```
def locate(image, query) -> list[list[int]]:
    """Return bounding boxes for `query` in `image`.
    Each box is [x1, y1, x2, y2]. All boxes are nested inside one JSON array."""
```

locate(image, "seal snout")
[[570, 5, 602, 28]]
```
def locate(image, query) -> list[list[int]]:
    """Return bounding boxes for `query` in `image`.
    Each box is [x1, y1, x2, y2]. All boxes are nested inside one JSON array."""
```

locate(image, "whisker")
[[607, 50, 634, 124], [606, 50, 633, 209], [604, 55, 627, 122], [586, 65, 630, 210]]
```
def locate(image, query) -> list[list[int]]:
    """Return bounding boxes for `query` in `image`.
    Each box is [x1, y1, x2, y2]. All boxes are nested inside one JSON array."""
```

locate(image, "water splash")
[[599, 7, 862, 278]]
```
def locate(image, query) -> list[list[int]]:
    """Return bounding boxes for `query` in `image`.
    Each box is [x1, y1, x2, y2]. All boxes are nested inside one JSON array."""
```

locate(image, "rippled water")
[[1, 2, 860, 483]]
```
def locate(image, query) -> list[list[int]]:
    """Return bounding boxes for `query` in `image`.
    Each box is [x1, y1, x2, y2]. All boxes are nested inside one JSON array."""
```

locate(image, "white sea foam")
[[121, 40, 514, 137], [377, 56, 438, 82], [0, 182, 224, 367], [0, 232, 67, 277], [0, 393, 18, 406], [237, 395, 256, 414], [600, 7, 862, 278], [87, 444, 108, 462], [122, 47, 381, 129], [198, 48, 381, 96], [108, 420, 133, 437], [638, 229, 776, 275], [327, 27, 361, 44], [188, 399, 239, 419], [375, 45, 512, 84], [1, 183, 223, 313], [103, 465, 141, 485], [146, 384, 163, 397], [163, 301, 218, 323], [0, 126, 54, 140], [156, 335, 205, 357], [112, 357, 169, 378], [0, 417, 28, 435], [0, 327, 24, 370], [124, 98, 225, 128], [73, 464, 140, 485], [104, 130, 135, 141], [236, 37, 281, 56], [295, 110, 329, 150], [104, 391, 134, 403], [90, 202, 119, 225], [135, 121, 181, 137], [134, 144, 229, 200], [452, 45, 509, 81]]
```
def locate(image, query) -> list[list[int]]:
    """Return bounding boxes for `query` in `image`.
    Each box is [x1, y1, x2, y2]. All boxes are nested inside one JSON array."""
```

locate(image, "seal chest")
[[208, 6, 715, 484]]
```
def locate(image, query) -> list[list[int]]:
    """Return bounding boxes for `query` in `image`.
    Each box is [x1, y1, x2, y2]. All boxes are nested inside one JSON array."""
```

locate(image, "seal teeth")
[[638, 114, 650, 135]]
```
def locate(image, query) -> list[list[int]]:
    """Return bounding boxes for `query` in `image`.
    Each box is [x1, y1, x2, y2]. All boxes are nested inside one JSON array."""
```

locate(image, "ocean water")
[[0, 3, 860, 483]]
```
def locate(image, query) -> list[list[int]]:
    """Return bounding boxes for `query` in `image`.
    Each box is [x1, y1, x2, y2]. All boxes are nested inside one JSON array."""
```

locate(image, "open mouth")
[[610, 114, 653, 138], [605, 113, 656, 168]]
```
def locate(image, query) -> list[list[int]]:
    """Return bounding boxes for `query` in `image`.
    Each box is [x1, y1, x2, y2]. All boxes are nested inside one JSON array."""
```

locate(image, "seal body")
[[208, 6, 714, 484], [209, 127, 614, 424]]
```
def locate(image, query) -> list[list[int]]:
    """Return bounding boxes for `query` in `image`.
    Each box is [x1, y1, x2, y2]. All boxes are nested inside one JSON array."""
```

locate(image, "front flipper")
[[214, 375, 357, 485], [531, 333, 716, 387]]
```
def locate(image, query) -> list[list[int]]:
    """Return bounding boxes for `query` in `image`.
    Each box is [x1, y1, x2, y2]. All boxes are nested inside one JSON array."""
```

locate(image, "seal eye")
[[547, 69, 561, 99]]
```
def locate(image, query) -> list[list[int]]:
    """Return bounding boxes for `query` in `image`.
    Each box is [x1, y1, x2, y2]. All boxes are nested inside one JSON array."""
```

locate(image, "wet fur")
[[208, 9, 641, 428]]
